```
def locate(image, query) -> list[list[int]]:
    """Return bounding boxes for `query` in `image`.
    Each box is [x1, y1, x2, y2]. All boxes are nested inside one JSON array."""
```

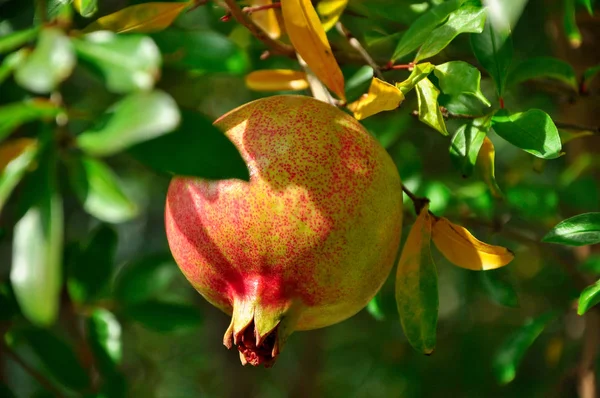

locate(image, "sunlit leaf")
[[73, 32, 161, 93], [449, 115, 490, 178], [507, 57, 577, 90], [415, 4, 486, 62], [396, 204, 438, 354], [11, 148, 63, 328], [493, 312, 556, 384], [0, 138, 38, 214], [124, 301, 203, 333], [17, 328, 90, 390], [392, 0, 466, 61], [250, 0, 281, 39], [113, 253, 178, 305], [434, 61, 490, 106], [129, 109, 249, 181], [281, 0, 346, 100], [471, 7, 513, 97], [396, 62, 434, 95], [82, 1, 191, 34], [542, 212, 600, 246], [245, 69, 309, 91], [347, 77, 404, 120], [492, 109, 562, 159], [0, 100, 61, 142], [87, 309, 122, 375], [14, 28, 75, 94], [366, 294, 385, 321], [67, 155, 138, 223], [564, 0, 582, 48], [477, 136, 503, 198], [77, 90, 180, 156], [0, 27, 38, 54], [68, 224, 118, 304], [316, 0, 348, 32], [415, 77, 447, 135], [74, 0, 98, 18], [0, 48, 28, 86], [578, 280, 600, 315]]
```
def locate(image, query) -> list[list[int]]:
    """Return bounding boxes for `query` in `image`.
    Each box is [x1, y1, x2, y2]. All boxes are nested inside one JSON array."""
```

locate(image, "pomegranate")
[[165, 95, 402, 366]]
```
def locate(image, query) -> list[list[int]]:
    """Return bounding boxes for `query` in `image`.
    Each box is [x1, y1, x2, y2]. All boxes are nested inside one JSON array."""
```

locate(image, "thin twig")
[[578, 311, 599, 398], [555, 122, 600, 134], [243, 2, 281, 14], [335, 22, 384, 79], [297, 54, 337, 105], [222, 0, 295, 58], [3, 344, 66, 398]]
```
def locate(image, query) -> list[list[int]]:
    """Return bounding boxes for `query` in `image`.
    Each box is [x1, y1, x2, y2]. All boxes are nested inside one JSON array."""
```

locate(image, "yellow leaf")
[[316, 0, 348, 32], [0, 138, 37, 172], [82, 1, 191, 34], [281, 0, 346, 101], [432, 217, 514, 271], [245, 69, 309, 91], [249, 0, 281, 39], [477, 136, 503, 198], [347, 78, 404, 120]]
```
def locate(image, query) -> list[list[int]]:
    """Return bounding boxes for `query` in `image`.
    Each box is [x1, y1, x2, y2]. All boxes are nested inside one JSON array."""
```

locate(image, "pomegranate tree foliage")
[[0, 0, 599, 396]]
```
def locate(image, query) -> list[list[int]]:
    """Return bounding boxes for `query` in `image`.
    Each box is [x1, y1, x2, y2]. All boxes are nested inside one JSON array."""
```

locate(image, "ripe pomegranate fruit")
[[165, 95, 402, 367]]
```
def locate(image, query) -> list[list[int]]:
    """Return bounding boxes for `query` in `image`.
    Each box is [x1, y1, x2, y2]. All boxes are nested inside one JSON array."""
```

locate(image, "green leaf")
[[0, 138, 39, 214], [74, 0, 98, 18], [0, 48, 28, 86], [542, 213, 600, 246], [87, 309, 122, 375], [396, 62, 435, 95], [582, 64, 600, 92], [415, 5, 486, 62], [128, 109, 249, 180], [396, 207, 438, 354], [578, 280, 600, 315], [151, 29, 249, 74], [491, 109, 562, 159], [507, 57, 577, 90], [0, 384, 16, 398], [581, 0, 594, 14], [14, 28, 75, 94], [449, 115, 491, 177], [434, 61, 490, 106], [345, 66, 373, 102], [124, 301, 203, 333], [0, 27, 39, 54], [18, 328, 90, 390], [0, 100, 62, 142], [564, 0, 582, 48], [10, 148, 63, 327], [366, 295, 385, 321], [493, 312, 556, 384], [579, 255, 600, 274], [0, 283, 20, 321], [77, 90, 180, 156], [392, 0, 466, 61], [480, 267, 519, 308], [68, 224, 118, 304], [470, 10, 513, 97], [415, 77, 448, 135], [67, 155, 138, 223], [113, 253, 178, 305], [72, 32, 161, 94]]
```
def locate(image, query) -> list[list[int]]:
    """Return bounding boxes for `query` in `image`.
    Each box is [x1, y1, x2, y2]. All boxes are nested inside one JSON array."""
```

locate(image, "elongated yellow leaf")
[[316, 0, 348, 32], [432, 217, 514, 271], [347, 77, 404, 120], [249, 0, 281, 39], [82, 2, 191, 34], [477, 136, 503, 198], [396, 204, 438, 354], [281, 0, 346, 101], [245, 69, 309, 91]]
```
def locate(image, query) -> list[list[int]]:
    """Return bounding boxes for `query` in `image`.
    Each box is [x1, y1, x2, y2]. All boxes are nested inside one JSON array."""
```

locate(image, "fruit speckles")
[[165, 95, 403, 366]]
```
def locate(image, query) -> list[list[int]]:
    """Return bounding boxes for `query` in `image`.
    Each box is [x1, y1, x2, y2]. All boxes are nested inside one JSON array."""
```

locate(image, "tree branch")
[[222, 0, 295, 58], [555, 122, 600, 134], [3, 344, 66, 398], [335, 22, 384, 79]]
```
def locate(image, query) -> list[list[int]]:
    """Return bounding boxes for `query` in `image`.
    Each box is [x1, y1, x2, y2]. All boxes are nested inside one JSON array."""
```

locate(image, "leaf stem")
[[3, 343, 66, 398], [243, 2, 281, 14], [222, 0, 295, 58]]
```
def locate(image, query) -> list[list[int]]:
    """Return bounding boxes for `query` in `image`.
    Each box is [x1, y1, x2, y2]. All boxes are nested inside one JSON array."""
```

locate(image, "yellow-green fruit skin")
[[165, 95, 402, 362]]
